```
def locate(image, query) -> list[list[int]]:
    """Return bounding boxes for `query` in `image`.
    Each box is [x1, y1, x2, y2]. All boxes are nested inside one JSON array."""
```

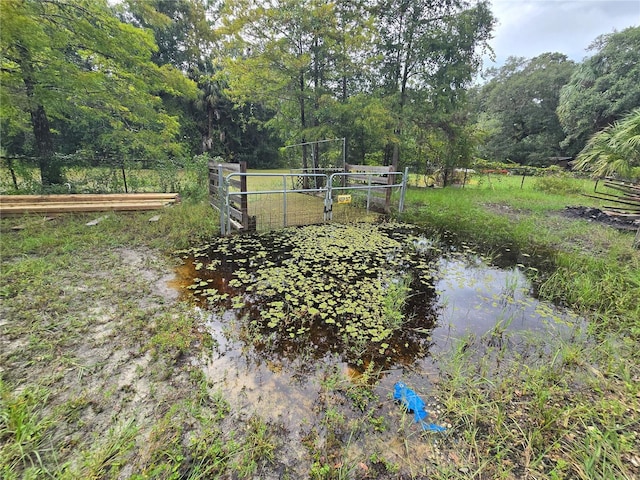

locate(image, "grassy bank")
[[1, 175, 639, 479], [403, 175, 640, 336], [401, 176, 639, 479]]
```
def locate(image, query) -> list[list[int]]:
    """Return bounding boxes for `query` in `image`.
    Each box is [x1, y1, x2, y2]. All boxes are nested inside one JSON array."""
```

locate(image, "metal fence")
[[211, 166, 408, 235]]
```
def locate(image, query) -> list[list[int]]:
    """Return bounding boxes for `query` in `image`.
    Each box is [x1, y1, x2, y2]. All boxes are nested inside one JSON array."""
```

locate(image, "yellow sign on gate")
[[337, 194, 352, 204]]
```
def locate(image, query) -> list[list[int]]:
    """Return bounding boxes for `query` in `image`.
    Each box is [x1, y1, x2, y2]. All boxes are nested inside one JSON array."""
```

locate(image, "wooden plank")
[[602, 211, 640, 219], [603, 178, 640, 191], [228, 217, 244, 230], [0, 201, 169, 215], [602, 182, 640, 196], [228, 205, 244, 221], [348, 175, 388, 184], [582, 193, 640, 208], [346, 164, 392, 173], [0, 193, 179, 204], [228, 178, 242, 189], [208, 161, 241, 172], [1, 199, 175, 209]]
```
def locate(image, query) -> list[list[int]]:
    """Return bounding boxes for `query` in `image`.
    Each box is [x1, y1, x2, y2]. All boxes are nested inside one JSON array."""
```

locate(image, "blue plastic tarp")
[[393, 382, 446, 432]]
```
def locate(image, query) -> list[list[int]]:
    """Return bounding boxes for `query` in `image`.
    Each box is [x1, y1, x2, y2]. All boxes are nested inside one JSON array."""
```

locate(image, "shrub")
[[534, 173, 582, 195]]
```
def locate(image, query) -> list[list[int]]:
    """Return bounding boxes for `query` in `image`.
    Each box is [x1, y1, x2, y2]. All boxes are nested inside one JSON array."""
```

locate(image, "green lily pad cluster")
[[177, 222, 443, 360]]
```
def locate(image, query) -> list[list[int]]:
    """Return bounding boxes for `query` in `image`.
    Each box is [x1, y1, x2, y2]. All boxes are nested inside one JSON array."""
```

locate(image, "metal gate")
[[210, 164, 408, 235]]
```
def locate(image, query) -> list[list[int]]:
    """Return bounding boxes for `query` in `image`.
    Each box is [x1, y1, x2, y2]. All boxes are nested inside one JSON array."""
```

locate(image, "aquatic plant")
[[178, 223, 442, 363]]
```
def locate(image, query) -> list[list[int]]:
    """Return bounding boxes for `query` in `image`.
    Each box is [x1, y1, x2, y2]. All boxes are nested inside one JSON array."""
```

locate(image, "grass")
[[0, 380, 54, 478], [1, 169, 638, 478], [400, 174, 639, 479], [402, 174, 640, 335]]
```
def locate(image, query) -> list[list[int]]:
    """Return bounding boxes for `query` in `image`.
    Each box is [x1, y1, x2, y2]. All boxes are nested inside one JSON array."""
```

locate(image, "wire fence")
[[216, 170, 407, 234]]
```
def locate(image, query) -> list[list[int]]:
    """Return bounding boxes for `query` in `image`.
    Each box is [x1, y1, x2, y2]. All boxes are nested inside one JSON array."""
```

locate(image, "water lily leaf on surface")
[[177, 222, 446, 362]]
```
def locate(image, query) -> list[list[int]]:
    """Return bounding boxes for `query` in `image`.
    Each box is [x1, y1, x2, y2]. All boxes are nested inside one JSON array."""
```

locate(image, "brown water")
[[173, 222, 582, 470]]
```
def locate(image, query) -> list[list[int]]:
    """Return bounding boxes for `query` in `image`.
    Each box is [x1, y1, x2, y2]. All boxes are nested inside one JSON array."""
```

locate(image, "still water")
[[173, 223, 581, 433]]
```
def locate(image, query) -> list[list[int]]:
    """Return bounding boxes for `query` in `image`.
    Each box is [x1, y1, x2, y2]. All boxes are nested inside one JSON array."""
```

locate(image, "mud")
[[0, 246, 197, 475]]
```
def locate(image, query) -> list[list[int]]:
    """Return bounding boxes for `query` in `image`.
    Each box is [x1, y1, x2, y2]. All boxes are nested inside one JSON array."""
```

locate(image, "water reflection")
[[176, 223, 581, 429]]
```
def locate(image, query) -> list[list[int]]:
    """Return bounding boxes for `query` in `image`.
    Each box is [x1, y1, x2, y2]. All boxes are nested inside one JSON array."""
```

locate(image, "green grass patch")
[[402, 177, 639, 336]]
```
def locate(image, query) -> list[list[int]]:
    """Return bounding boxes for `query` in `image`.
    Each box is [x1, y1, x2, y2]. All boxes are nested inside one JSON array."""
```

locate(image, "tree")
[[476, 53, 576, 165], [0, 0, 196, 186], [557, 26, 640, 156], [121, 0, 217, 72], [373, 0, 495, 177], [220, 0, 359, 172], [121, 0, 225, 158], [573, 108, 640, 178]]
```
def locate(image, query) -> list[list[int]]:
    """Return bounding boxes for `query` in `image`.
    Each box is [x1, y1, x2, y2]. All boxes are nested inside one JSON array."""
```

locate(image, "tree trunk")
[[19, 45, 63, 186], [299, 71, 309, 188], [7, 158, 19, 190], [31, 104, 62, 186]]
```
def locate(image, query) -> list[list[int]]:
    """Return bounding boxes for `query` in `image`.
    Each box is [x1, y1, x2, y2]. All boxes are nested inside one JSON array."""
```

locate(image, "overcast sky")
[[483, 0, 640, 70]]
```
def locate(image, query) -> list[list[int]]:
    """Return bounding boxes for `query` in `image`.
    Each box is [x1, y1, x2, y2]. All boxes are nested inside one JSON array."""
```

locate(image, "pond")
[[172, 222, 583, 471]]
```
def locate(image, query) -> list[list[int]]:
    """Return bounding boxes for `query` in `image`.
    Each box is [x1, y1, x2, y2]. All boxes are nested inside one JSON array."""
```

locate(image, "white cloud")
[[485, 0, 640, 67]]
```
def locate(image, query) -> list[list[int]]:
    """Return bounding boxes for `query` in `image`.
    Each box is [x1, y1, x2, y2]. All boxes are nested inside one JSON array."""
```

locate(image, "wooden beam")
[[0, 193, 180, 204], [346, 164, 392, 173], [0, 201, 170, 216]]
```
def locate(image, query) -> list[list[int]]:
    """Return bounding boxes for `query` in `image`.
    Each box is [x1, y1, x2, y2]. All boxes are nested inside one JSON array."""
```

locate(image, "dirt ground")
[[0, 243, 225, 477]]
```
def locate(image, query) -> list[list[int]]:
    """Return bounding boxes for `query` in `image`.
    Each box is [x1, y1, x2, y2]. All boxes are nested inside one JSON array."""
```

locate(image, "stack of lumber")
[[584, 178, 640, 220], [0, 193, 180, 216]]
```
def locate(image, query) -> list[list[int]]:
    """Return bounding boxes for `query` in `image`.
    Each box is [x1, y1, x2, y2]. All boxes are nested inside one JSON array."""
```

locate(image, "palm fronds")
[[574, 108, 640, 178]]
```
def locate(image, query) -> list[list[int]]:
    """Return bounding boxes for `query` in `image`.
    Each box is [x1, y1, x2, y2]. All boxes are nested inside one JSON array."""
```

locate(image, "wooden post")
[[121, 165, 128, 193], [8, 158, 19, 190], [385, 165, 393, 213], [218, 165, 225, 235]]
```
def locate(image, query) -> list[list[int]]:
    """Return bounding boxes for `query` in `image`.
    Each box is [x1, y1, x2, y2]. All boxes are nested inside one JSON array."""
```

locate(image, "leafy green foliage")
[[574, 108, 640, 179], [557, 26, 640, 156], [375, 0, 495, 173], [475, 53, 576, 165], [534, 173, 583, 195], [0, 0, 197, 185]]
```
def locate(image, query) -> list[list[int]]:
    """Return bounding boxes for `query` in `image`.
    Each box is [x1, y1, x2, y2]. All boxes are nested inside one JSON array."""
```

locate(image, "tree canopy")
[[0, 0, 197, 185], [557, 26, 640, 156], [574, 108, 640, 178], [475, 53, 576, 165], [1, 0, 638, 191]]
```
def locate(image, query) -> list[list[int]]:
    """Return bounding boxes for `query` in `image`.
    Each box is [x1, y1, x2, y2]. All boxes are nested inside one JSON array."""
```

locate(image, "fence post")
[[324, 174, 334, 221], [217, 165, 226, 235], [385, 166, 393, 213], [399, 167, 408, 213], [366, 174, 372, 212], [283, 174, 288, 227], [240, 162, 249, 230]]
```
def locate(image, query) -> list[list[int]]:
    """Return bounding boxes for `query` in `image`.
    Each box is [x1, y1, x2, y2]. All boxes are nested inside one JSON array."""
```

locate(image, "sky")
[[483, 0, 640, 70]]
